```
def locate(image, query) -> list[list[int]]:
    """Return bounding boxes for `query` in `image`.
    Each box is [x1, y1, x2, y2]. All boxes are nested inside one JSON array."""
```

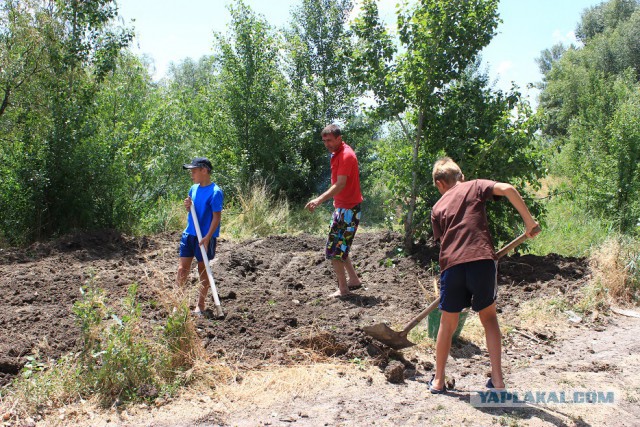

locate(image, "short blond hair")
[[432, 157, 463, 186]]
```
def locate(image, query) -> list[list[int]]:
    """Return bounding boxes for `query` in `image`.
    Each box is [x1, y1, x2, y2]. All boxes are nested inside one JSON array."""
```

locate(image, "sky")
[[116, 0, 601, 104]]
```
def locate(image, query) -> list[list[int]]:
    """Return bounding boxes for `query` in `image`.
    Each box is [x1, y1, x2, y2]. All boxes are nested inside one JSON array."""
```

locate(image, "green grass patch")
[[527, 193, 615, 257]]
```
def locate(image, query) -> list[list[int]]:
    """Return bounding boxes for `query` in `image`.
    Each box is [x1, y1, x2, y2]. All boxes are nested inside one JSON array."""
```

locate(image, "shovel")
[[363, 227, 539, 349], [190, 203, 224, 319]]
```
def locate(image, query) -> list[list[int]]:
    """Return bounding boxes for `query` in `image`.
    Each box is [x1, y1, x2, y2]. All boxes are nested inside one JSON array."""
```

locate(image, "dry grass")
[[223, 181, 291, 239], [516, 297, 571, 328], [589, 236, 640, 305], [214, 363, 355, 409]]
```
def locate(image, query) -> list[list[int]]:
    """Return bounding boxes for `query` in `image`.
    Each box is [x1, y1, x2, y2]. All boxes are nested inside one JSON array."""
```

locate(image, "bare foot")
[[348, 281, 362, 289], [329, 290, 353, 298]]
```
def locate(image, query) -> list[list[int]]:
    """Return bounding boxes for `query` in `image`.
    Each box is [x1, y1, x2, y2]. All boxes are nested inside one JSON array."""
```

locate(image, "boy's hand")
[[199, 235, 211, 249], [184, 197, 192, 212], [526, 222, 541, 238]]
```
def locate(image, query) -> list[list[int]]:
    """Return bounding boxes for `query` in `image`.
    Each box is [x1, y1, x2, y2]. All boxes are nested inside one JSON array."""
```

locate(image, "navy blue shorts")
[[439, 259, 497, 313], [179, 232, 216, 262]]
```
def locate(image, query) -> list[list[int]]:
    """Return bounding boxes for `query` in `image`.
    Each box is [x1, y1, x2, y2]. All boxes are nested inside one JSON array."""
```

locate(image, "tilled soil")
[[0, 230, 591, 389]]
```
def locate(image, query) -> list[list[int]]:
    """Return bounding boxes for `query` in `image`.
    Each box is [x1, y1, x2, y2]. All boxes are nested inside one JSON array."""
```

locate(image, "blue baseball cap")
[[183, 157, 212, 171]]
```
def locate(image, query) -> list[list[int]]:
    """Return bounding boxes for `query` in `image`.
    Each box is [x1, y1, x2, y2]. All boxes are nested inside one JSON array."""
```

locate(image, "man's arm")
[[305, 175, 347, 212], [492, 183, 540, 237]]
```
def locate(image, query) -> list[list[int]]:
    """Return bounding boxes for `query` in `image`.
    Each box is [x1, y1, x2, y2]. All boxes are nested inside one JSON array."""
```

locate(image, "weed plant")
[[4, 281, 224, 419], [223, 181, 329, 239]]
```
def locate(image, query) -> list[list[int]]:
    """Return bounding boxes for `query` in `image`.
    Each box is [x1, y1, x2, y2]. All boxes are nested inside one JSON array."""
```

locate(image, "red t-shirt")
[[331, 142, 363, 209], [431, 179, 498, 272]]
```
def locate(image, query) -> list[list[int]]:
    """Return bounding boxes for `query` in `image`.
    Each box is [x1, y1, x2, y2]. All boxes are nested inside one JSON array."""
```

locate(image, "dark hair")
[[321, 124, 341, 137]]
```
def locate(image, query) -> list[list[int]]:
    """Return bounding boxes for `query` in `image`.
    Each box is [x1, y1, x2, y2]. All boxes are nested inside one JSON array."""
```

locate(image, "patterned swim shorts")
[[326, 204, 361, 261]]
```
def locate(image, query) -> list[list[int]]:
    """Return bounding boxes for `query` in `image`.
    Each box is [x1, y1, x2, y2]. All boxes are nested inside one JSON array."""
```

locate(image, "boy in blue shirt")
[[176, 157, 224, 315]]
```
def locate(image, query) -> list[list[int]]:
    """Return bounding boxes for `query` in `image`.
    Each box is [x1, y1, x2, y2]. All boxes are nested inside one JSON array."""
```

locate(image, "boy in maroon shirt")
[[429, 157, 540, 393], [305, 124, 363, 297]]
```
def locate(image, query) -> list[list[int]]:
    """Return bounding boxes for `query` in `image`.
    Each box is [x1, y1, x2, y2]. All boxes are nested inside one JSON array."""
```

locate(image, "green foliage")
[[352, 0, 504, 249], [215, 1, 295, 196], [370, 63, 544, 243], [527, 182, 615, 257], [284, 0, 360, 201], [0, 0, 133, 243], [538, 0, 640, 232]]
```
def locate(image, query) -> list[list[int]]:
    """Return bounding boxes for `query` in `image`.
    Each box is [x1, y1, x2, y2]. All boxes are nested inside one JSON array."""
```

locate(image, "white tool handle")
[[189, 203, 223, 317]]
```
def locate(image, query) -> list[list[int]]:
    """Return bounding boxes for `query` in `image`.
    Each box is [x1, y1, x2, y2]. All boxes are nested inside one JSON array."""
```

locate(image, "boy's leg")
[[344, 256, 362, 288], [196, 261, 209, 312], [433, 311, 460, 390], [478, 302, 504, 388], [176, 257, 193, 286]]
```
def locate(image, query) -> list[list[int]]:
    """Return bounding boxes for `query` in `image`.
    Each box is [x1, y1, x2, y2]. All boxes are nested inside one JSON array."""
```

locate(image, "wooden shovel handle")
[[402, 297, 440, 335], [496, 225, 541, 259]]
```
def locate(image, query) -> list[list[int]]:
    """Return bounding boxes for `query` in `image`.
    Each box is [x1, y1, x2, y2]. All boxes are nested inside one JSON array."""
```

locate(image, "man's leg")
[[479, 302, 504, 388], [432, 311, 460, 391], [196, 261, 209, 312], [330, 259, 350, 296], [344, 256, 362, 288], [176, 257, 193, 286]]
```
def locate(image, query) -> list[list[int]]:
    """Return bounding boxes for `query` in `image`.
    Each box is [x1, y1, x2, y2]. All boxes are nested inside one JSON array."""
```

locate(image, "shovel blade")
[[362, 323, 415, 350]]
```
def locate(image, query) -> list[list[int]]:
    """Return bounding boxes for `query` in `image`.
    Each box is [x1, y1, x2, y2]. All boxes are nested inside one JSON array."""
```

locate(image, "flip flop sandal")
[[428, 375, 446, 394], [486, 378, 506, 392]]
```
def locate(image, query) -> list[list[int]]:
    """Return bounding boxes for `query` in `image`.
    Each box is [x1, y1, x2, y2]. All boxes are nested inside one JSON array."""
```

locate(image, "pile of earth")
[[0, 230, 591, 387]]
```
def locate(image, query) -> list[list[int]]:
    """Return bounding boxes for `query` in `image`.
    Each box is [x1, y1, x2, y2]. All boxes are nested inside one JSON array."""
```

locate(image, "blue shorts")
[[439, 259, 497, 313], [179, 232, 216, 262]]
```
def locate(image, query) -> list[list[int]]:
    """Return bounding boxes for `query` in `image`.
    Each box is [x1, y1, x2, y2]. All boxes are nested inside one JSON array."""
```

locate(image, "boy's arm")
[[492, 183, 540, 237], [200, 211, 221, 248]]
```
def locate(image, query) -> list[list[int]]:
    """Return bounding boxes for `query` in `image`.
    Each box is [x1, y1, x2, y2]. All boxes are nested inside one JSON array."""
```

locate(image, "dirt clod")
[[384, 361, 405, 384]]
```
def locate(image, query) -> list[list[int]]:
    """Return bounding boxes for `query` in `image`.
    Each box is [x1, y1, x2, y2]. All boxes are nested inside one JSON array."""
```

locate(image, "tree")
[[0, 0, 132, 242], [539, 0, 640, 232], [284, 0, 360, 199], [214, 1, 290, 191], [352, 0, 500, 250]]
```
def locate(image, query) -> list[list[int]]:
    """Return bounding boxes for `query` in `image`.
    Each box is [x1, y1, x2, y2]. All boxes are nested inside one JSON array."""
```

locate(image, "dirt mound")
[[0, 230, 590, 386]]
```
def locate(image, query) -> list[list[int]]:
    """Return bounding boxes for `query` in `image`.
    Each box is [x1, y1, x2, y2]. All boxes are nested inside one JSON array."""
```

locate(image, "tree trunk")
[[403, 110, 425, 252], [0, 87, 9, 118]]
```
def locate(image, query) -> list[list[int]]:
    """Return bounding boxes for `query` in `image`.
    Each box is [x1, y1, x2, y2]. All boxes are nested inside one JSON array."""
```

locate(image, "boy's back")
[[431, 179, 498, 272]]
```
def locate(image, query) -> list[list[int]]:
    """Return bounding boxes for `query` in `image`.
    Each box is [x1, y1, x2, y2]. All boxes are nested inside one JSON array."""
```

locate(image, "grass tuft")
[[588, 236, 640, 305], [527, 192, 614, 257], [223, 180, 328, 239]]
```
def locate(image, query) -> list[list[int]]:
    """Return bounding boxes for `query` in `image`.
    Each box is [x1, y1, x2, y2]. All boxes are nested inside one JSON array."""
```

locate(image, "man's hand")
[[305, 197, 322, 212], [184, 197, 192, 212]]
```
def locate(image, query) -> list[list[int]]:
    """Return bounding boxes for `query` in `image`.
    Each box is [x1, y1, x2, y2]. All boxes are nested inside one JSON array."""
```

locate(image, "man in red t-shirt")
[[429, 157, 540, 394], [305, 124, 363, 297]]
